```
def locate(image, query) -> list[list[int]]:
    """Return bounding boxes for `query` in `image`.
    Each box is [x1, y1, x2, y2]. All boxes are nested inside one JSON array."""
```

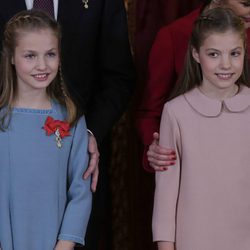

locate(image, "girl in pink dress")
[[153, 7, 250, 250], [143, 0, 250, 171]]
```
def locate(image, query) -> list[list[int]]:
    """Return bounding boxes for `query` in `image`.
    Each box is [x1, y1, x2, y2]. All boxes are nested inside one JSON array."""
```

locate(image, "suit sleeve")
[[58, 116, 92, 245], [135, 26, 177, 171], [85, 0, 135, 145], [152, 103, 181, 242]]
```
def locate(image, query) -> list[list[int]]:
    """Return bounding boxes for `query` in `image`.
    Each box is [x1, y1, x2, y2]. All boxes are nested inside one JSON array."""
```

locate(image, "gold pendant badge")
[[55, 128, 62, 148]]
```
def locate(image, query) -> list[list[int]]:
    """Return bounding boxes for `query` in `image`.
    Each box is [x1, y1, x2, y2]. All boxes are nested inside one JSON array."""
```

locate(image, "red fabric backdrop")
[[134, 0, 202, 96]]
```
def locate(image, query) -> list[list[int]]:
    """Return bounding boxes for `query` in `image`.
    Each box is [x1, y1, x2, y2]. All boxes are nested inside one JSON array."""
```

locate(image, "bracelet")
[[87, 129, 94, 136]]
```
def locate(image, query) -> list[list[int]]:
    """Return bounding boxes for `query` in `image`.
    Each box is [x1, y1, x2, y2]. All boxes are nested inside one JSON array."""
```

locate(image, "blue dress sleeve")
[[58, 116, 92, 245]]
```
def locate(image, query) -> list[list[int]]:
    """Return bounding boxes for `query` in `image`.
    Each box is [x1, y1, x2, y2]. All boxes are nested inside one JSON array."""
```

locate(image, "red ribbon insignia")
[[43, 116, 71, 139]]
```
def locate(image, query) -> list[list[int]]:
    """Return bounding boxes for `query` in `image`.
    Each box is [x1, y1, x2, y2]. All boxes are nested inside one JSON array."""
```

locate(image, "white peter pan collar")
[[184, 86, 250, 117]]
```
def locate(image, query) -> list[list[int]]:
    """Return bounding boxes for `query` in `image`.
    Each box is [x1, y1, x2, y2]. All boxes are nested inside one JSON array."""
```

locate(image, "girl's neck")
[[198, 84, 239, 101], [13, 92, 52, 109]]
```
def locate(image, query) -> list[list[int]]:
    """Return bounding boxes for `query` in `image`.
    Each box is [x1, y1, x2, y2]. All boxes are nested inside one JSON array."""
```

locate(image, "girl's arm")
[[152, 103, 181, 244], [58, 116, 92, 246], [158, 241, 175, 250]]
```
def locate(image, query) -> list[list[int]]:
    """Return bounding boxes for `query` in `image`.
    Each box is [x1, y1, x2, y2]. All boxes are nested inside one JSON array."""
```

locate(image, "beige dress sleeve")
[[152, 102, 181, 242]]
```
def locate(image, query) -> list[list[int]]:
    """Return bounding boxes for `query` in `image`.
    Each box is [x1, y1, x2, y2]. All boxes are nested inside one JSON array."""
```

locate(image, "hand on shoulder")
[[147, 132, 176, 171]]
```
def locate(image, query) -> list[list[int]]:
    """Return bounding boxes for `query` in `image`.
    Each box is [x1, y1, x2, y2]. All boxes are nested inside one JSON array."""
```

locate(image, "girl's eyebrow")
[[21, 48, 58, 52], [231, 47, 244, 50], [21, 49, 36, 53], [205, 46, 243, 51]]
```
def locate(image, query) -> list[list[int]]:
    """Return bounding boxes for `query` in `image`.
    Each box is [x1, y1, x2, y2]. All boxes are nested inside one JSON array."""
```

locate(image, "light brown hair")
[[170, 7, 250, 100], [0, 9, 78, 129]]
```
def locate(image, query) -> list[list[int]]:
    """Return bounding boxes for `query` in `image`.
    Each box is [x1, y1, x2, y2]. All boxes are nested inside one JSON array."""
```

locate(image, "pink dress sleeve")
[[152, 102, 181, 242]]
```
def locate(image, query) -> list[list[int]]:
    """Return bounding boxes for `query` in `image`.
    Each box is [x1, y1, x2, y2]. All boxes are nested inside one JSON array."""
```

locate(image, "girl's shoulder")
[[52, 100, 67, 120], [52, 100, 87, 131], [180, 86, 250, 117], [164, 93, 187, 110]]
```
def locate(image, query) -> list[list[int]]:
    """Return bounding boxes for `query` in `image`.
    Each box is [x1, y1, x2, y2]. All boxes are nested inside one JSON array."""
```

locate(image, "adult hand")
[[147, 132, 176, 171], [54, 240, 75, 250], [83, 133, 99, 192]]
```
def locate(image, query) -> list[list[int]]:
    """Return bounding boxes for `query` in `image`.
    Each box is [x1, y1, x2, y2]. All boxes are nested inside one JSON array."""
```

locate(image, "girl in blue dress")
[[0, 10, 92, 250]]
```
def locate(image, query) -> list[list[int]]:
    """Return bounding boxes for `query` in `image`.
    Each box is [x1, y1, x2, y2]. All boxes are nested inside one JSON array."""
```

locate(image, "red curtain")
[[134, 0, 201, 95]]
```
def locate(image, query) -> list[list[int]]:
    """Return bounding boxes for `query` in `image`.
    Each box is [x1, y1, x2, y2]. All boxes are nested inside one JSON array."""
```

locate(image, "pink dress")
[[152, 86, 250, 250]]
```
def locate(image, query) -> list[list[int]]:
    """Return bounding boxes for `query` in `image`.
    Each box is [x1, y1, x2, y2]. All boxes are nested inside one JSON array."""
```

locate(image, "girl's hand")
[[147, 132, 176, 171], [157, 241, 175, 250], [54, 240, 75, 250]]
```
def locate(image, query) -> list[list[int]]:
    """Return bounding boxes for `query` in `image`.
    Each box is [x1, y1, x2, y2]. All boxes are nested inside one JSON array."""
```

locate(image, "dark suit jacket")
[[0, 0, 135, 145]]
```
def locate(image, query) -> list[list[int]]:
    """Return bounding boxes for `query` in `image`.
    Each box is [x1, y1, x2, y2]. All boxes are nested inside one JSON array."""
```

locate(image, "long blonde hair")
[[0, 10, 78, 129]]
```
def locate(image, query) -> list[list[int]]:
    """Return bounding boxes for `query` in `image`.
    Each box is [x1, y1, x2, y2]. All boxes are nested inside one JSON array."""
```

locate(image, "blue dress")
[[0, 102, 92, 249]]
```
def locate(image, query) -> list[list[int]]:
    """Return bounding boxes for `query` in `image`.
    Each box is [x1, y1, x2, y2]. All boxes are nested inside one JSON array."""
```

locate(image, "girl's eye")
[[231, 51, 241, 57], [208, 52, 218, 58], [47, 52, 57, 57], [241, 2, 250, 7], [24, 54, 35, 59]]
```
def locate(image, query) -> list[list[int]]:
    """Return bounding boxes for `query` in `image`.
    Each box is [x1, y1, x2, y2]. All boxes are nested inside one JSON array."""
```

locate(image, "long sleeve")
[[152, 103, 181, 242], [58, 116, 92, 245], [85, 0, 135, 145]]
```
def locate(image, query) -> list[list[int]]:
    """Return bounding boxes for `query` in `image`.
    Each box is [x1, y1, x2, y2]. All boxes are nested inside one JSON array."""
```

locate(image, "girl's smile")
[[215, 73, 235, 80], [31, 73, 50, 81]]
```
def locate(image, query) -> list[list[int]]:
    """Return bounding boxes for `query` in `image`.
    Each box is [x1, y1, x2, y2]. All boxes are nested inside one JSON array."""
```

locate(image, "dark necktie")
[[33, 0, 55, 18]]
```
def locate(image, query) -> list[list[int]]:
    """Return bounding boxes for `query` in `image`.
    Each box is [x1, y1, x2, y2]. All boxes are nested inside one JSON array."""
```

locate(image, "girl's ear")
[[192, 47, 200, 63], [11, 56, 14, 65]]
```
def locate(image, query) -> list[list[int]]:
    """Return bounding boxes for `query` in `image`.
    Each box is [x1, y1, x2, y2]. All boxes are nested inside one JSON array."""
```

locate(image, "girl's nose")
[[36, 57, 47, 70], [220, 55, 231, 69]]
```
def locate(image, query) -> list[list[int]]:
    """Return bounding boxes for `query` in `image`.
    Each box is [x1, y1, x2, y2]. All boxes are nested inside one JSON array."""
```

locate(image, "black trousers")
[[76, 137, 112, 250]]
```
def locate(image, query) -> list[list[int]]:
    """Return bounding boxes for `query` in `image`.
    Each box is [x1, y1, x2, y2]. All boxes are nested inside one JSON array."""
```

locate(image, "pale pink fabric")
[[152, 86, 250, 250]]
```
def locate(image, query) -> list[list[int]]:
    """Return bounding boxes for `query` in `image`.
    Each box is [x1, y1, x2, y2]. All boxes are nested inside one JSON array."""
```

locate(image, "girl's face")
[[13, 28, 59, 97], [192, 30, 244, 99], [222, 0, 250, 28]]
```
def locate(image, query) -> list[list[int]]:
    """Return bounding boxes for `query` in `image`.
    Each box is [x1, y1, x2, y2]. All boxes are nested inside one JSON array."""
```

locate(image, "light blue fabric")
[[0, 101, 92, 249]]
